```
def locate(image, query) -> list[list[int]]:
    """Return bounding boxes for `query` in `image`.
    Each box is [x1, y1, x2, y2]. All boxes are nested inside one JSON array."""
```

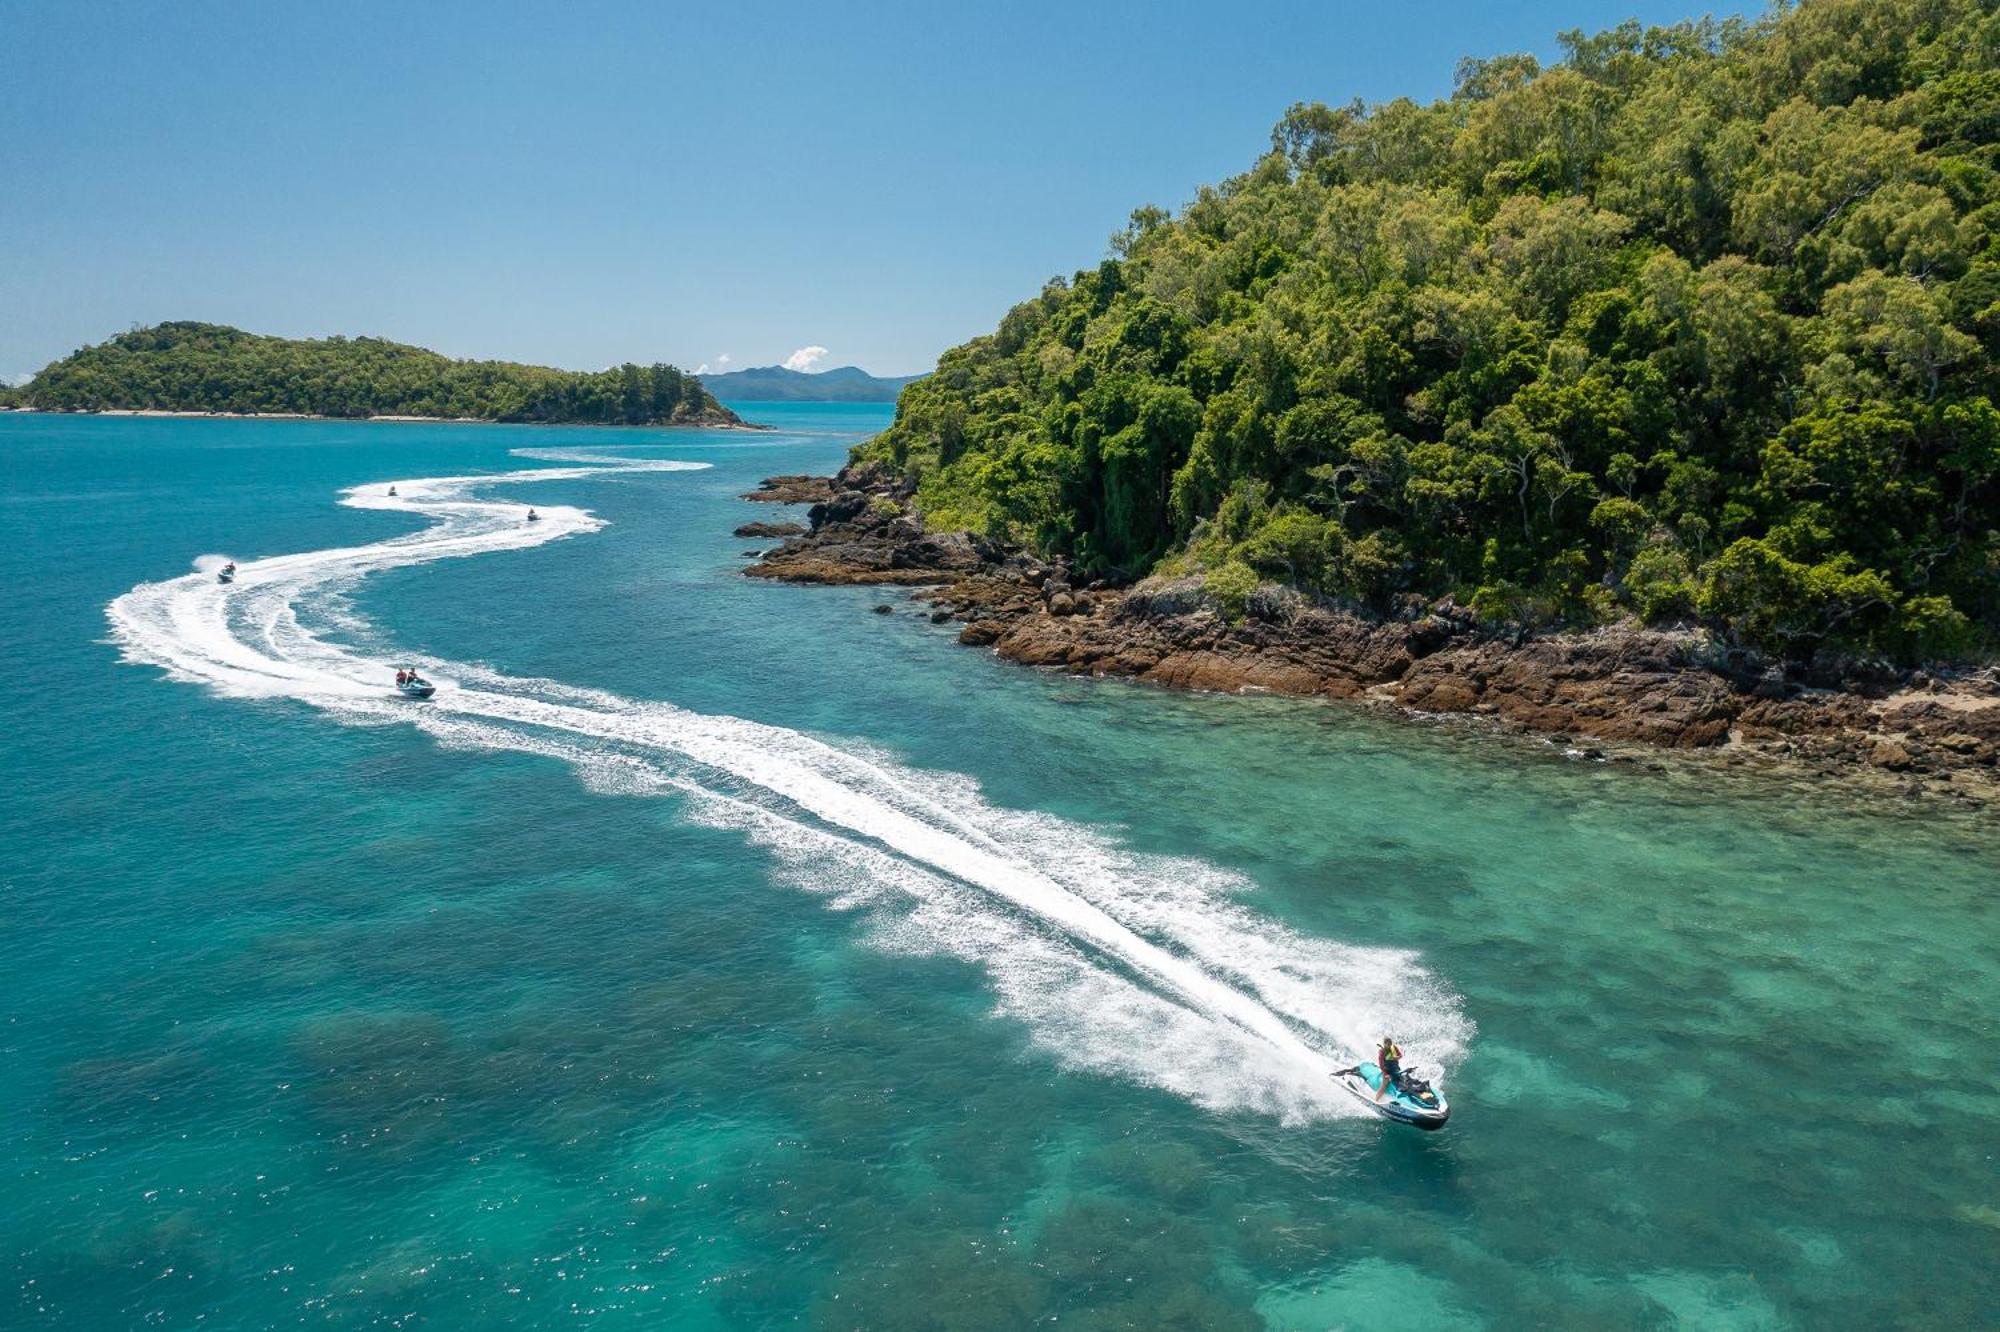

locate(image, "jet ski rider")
[[1375, 1035, 1404, 1102]]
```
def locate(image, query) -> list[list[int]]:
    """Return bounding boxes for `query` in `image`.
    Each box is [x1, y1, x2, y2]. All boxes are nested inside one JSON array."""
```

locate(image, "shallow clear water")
[[3, 407, 1996, 1329]]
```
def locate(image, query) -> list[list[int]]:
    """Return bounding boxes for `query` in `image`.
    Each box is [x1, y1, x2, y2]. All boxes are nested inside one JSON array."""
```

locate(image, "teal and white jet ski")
[[395, 669, 436, 700], [1333, 1061, 1450, 1130]]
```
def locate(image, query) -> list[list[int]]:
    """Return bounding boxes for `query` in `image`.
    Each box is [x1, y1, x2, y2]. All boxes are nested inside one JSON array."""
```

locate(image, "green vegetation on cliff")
[[865, 0, 2000, 663], [10, 323, 740, 426]]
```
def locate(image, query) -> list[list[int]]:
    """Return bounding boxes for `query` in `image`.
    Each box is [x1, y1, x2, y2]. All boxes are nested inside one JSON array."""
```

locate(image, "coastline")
[[735, 464, 2000, 808], [0, 405, 769, 430]]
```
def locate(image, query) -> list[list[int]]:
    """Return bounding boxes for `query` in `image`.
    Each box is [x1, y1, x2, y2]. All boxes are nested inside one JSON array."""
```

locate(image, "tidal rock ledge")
[[739, 475, 835, 505]]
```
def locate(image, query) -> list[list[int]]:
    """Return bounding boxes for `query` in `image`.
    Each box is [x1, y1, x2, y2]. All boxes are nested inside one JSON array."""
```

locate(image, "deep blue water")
[[3, 405, 1996, 1328]]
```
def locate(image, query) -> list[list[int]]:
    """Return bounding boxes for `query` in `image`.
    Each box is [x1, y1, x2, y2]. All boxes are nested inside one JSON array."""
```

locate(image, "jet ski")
[[387, 485, 398, 497], [217, 562, 237, 584], [1333, 1061, 1450, 1130], [395, 670, 436, 700], [525, 508, 540, 522]]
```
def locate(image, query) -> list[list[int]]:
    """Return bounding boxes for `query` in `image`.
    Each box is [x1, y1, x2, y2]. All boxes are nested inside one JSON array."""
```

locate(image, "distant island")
[[700, 364, 923, 403], [0, 322, 746, 427]]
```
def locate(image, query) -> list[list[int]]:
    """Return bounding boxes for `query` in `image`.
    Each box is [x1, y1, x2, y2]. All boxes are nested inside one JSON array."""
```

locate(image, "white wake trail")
[[107, 447, 1471, 1124]]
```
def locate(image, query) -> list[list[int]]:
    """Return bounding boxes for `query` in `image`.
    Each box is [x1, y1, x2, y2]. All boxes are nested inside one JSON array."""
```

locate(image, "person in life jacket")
[[1375, 1036, 1404, 1101]]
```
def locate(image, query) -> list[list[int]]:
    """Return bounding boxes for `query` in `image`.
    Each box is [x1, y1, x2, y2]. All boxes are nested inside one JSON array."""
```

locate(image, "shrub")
[[1470, 579, 1547, 629], [1892, 595, 1980, 661], [1697, 538, 1897, 654], [1590, 497, 1651, 558], [1203, 561, 1260, 621], [1236, 507, 1343, 590], [1626, 544, 1697, 622]]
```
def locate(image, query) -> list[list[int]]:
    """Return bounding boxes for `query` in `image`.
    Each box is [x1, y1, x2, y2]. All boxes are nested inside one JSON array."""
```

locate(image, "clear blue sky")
[[1, 0, 1744, 381]]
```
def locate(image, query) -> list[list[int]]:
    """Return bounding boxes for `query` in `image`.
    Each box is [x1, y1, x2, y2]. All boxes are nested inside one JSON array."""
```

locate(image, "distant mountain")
[[701, 364, 923, 403], [9, 322, 743, 427]]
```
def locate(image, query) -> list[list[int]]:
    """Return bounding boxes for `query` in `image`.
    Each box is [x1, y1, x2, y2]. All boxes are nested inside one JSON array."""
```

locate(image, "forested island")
[[0, 322, 745, 427], [845, 0, 1996, 670], [745, 0, 2000, 798]]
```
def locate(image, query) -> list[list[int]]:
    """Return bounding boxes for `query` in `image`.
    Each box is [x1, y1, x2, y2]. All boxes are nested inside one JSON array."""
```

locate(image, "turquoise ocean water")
[[3, 405, 1995, 1328]]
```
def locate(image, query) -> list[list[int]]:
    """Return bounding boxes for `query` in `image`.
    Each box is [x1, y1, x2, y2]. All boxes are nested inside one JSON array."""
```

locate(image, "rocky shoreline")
[[738, 463, 2000, 806]]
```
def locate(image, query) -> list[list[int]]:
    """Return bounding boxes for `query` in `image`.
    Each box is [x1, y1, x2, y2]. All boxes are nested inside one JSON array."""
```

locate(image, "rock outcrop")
[[733, 520, 807, 538], [745, 461, 1000, 585], [740, 475, 835, 505]]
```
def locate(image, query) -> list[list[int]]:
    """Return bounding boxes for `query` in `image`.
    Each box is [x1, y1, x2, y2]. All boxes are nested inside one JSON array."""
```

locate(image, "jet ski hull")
[[397, 682, 436, 700], [1334, 1062, 1449, 1130]]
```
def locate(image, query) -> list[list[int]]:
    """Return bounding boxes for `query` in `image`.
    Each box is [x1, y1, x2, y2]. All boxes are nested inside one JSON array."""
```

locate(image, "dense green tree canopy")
[[864, 0, 2000, 663], [4, 323, 737, 427]]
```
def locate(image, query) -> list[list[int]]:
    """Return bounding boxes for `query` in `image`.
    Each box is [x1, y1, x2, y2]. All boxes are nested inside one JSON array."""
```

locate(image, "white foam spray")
[[107, 447, 1471, 1124]]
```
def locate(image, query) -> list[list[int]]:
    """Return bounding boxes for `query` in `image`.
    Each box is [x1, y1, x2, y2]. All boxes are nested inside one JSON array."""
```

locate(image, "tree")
[[1821, 271, 1980, 399]]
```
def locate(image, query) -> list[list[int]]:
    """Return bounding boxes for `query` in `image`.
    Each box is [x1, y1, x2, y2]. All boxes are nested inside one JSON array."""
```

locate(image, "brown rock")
[[1401, 677, 1482, 713], [1870, 741, 1914, 771], [740, 475, 835, 504]]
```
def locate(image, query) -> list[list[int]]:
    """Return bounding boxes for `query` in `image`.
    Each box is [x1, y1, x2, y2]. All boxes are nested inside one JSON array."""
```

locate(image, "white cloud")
[[694, 354, 732, 376], [717, 353, 732, 367], [782, 345, 829, 373]]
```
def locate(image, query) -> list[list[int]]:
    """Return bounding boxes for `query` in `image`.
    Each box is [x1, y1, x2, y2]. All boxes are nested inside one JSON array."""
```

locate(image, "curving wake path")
[[108, 448, 1472, 1124]]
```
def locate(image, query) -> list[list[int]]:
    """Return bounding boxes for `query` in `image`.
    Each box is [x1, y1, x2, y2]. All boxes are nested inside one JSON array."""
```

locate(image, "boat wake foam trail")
[[108, 447, 1472, 1124]]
